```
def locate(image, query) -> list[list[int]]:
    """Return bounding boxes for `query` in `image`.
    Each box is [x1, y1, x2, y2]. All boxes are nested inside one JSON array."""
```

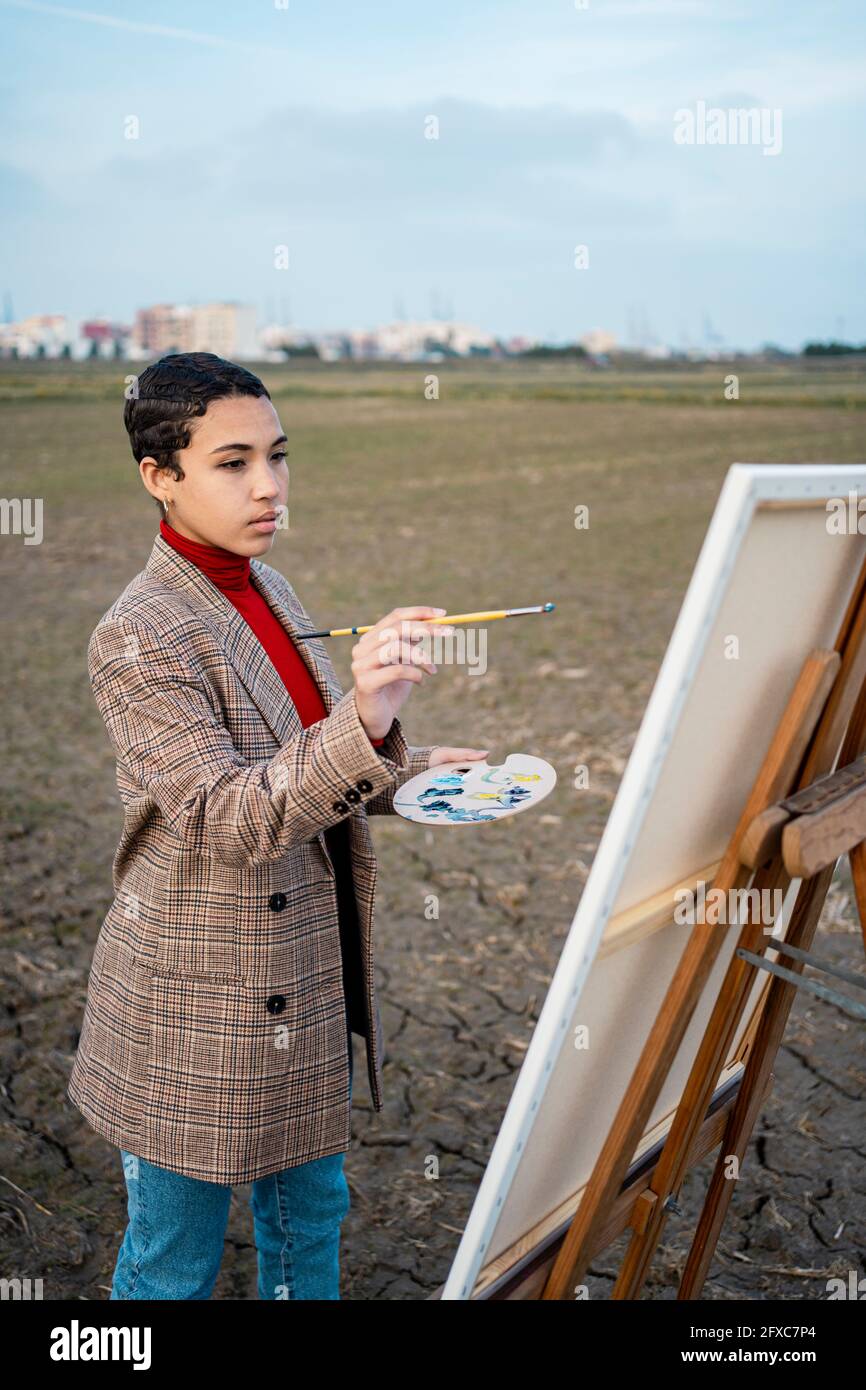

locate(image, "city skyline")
[[2, 296, 858, 362]]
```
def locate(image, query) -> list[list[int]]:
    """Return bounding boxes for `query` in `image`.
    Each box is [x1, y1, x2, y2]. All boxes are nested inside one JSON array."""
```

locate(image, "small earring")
[[162, 498, 170, 516]]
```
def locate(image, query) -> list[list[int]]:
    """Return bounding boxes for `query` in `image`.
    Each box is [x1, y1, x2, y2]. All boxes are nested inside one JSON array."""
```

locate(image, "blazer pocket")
[[155, 849, 243, 977], [143, 967, 350, 1163]]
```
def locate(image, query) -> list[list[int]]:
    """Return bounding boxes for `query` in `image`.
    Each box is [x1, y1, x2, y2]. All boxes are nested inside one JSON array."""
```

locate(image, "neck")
[[159, 516, 251, 593]]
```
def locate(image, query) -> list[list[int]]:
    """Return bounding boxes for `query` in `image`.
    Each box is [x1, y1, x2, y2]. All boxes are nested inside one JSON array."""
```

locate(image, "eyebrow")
[[209, 434, 288, 455]]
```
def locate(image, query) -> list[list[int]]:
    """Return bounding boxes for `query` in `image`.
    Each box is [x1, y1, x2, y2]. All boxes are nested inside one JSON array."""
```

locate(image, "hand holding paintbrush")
[[296, 602, 555, 640], [305, 601, 555, 766]]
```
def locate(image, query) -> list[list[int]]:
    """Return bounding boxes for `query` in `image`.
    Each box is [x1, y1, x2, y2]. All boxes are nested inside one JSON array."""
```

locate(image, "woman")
[[68, 352, 488, 1299]]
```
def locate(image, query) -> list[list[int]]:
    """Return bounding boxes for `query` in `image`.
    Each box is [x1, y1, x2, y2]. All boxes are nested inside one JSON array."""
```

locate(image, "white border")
[[441, 463, 866, 1300]]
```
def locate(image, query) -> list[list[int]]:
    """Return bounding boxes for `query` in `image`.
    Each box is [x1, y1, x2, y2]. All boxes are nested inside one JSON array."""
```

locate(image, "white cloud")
[[0, 0, 293, 54]]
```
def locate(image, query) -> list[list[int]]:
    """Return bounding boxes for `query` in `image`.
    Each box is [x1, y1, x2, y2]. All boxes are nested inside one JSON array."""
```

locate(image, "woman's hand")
[[352, 606, 456, 740], [427, 746, 490, 769]]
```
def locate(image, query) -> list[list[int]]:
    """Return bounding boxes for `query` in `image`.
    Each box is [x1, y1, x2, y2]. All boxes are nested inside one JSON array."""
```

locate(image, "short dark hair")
[[124, 352, 271, 513]]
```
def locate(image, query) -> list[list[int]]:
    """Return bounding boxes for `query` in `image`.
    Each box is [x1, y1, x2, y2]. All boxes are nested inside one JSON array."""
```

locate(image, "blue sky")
[[2, 0, 864, 350]]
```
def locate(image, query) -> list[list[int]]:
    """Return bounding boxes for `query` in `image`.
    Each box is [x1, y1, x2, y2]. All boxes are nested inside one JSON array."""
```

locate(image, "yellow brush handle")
[[300, 604, 554, 640], [337, 609, 511, 637]]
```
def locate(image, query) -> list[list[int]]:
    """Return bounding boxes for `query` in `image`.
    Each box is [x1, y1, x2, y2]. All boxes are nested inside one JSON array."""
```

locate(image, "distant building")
[[317, 332, 356, 363], [261, 324, 315, 355], [133, 302, 258, 359], [505, 334, 539, 354], [189, 302, 258, 359], [134, 304, 192, 355], [0, 313, 71, 357], [372, 319, 497, 361], [81, 318, 132, 357], [580, 328, 617, 355]]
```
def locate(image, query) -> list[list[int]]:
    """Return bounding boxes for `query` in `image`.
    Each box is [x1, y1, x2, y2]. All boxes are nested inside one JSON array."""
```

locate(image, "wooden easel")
[[540, 554, 866, 1301], [676, 749, 866, 1297]]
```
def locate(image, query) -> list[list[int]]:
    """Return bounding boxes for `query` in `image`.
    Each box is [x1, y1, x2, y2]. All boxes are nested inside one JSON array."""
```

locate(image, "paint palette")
[[394, 754, 557, 825]]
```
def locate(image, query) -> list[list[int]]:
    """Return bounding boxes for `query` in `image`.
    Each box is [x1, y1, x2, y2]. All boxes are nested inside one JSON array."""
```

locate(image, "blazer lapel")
[[144, 532, 342, 746]]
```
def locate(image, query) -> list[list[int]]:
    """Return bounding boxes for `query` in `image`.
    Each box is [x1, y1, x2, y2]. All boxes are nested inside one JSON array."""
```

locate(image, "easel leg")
[[848, 840, 866, 957], [676, 862, 835, 1298], [612, 857, 791, 1299]]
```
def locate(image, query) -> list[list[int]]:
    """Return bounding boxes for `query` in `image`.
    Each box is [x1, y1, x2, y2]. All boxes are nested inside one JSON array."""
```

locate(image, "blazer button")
[[344, 787, 361, 804], [266, 994, 286, 1015], [356, 778, 373, 793], [268, 892, 287, 912], [332, 800, 349, 814]]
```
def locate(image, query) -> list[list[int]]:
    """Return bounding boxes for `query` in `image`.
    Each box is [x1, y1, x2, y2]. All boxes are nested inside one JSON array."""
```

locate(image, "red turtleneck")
[[159, 517, 383, 1035], [159, 517, 387, 745]]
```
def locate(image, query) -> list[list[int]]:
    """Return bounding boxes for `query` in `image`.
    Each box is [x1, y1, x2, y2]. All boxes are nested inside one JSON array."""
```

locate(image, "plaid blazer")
[[67, 531, 434, 1184]]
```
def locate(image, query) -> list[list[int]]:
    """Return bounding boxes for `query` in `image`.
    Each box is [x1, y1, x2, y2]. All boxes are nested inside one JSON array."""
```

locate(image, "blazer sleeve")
[[88, 617, 415, 867], [363, 739, 439, 814], [261, 565, 439, 818]]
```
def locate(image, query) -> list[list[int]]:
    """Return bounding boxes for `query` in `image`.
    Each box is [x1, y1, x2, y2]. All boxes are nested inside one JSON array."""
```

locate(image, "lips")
[[251, 511, 277, 523]]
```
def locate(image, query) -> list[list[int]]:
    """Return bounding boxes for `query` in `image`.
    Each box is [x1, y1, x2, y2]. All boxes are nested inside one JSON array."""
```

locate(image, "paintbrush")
[[295, 602, 556, 640]]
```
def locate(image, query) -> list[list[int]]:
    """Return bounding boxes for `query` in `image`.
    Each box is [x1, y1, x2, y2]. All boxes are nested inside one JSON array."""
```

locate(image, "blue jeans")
[[111, 1025, 354, 1300]]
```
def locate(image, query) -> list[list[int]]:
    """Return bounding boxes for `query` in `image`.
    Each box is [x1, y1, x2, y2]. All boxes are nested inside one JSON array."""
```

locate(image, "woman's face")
[[140, 393, 290, 555]]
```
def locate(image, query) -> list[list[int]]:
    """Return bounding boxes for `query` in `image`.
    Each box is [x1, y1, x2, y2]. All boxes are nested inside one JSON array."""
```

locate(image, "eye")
[[218, 451, 287, 470]]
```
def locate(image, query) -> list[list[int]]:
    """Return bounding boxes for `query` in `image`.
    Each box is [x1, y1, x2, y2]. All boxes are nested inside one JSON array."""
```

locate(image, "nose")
[[252, 461, 282, 499]]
